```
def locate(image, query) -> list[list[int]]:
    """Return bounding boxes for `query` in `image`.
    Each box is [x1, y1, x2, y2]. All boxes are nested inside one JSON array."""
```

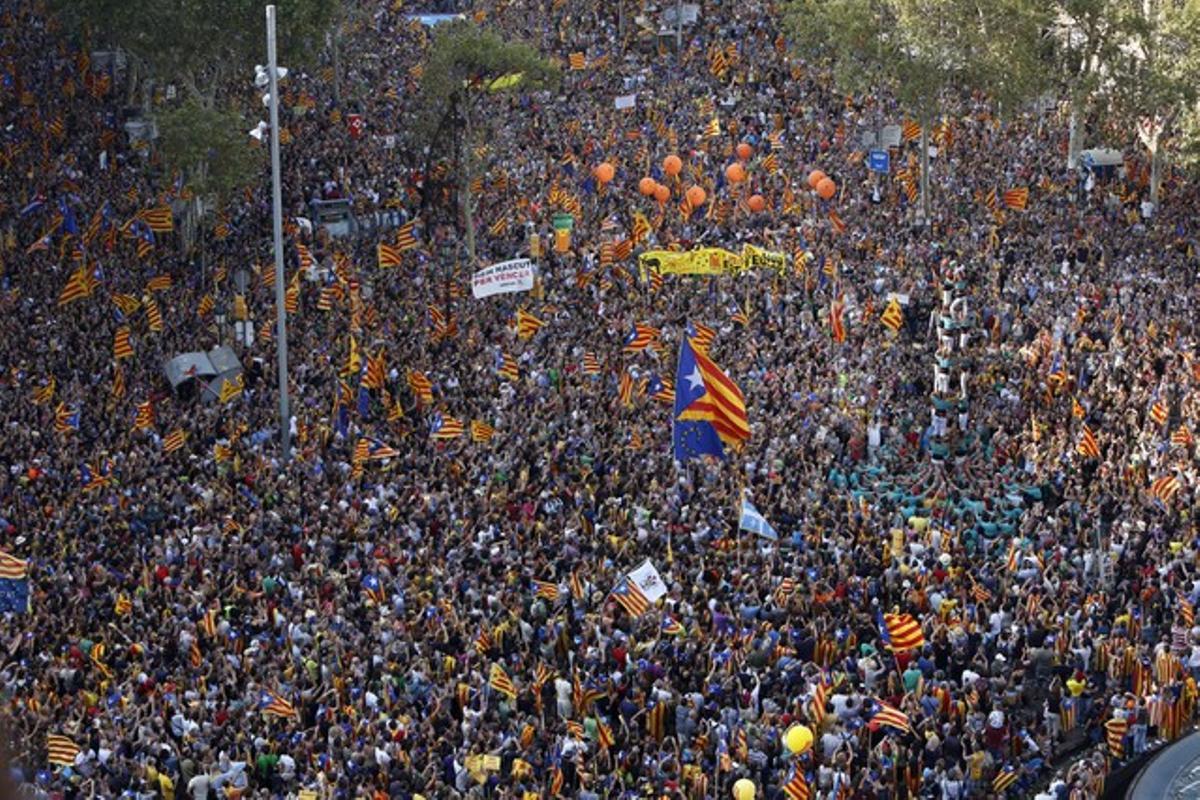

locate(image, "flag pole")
[[736, 465, 747, 575]]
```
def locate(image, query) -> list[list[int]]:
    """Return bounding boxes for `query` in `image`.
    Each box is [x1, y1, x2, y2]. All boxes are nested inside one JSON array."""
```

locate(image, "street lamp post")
[[675, 0, 683, 50], [265, 4, 291, 461]]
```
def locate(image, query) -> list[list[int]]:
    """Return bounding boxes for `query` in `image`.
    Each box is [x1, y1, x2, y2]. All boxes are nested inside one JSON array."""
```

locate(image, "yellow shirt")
[[967, 751, 986, 780], [145, 766, 175, 800]]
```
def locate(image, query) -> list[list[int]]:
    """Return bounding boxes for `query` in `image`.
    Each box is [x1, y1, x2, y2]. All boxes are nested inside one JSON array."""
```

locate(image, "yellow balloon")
[[784, 724, 814, 755], [732, 778, 756, 800]]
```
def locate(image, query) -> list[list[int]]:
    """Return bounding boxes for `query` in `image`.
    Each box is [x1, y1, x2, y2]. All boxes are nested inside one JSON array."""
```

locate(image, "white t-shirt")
[[820, 731, 846, 759], [187, 774, 212, 800], [830, 694, 857, 720]]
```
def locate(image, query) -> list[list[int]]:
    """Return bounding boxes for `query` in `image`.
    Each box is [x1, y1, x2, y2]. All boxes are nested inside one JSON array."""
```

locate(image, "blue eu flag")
[[672, 337, 727, 462], [0, 578, 28, 613]]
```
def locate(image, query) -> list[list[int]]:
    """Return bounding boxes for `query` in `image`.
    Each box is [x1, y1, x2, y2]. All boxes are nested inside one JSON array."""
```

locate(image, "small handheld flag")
[[878, 612, 925, 651], [738, 498, 778, 540], [46, 735, 80, 767], [880, 297, 903, 332]]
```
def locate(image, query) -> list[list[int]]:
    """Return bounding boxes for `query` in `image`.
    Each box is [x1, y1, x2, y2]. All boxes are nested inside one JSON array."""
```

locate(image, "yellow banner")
[[638, 247, 742, 279], [740, 244, 788, 275], [488, 72, 524, 92]]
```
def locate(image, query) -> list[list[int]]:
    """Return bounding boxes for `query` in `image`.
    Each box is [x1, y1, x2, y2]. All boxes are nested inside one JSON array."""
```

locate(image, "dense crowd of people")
[[1, 0, 1199, 798]]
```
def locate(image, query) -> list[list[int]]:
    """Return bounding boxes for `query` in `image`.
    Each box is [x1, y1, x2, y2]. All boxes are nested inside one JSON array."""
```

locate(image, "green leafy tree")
[[157, 101, 263, 272], [1040, 0, 1128, 168], [55, 0, 337, 107], [157, 102, 262, 202], [54, 0, 337, 252], [786, 0, 1047, 224], [414, 21, 559, 264], [1107, 0, 1200, 209]]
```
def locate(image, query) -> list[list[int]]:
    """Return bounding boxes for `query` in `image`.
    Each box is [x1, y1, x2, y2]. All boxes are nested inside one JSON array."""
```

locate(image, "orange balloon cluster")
[[639, 175, 675, 203], [725, 162, 746, 183], [807, 169, 836, 199], [594, 162, 615, 184]]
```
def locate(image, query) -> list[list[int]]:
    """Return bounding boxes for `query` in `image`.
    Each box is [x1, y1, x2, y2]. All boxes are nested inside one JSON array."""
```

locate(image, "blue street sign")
[[868, 149, 890, 173]]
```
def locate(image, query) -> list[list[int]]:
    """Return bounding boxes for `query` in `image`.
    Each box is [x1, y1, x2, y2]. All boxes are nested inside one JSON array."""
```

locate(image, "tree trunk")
[[196, 197, 207, 291], [1149, 145, 1162, 212], [919, 125, 931, 226], [181, 198, 197, 255], [461, 103, 477, 266], [1067, 105, 1081, 170], [331, 30, 342, 105], [180, 194, 205, 257], [127, 58, 139, 108], [419, 145, 435, 217]]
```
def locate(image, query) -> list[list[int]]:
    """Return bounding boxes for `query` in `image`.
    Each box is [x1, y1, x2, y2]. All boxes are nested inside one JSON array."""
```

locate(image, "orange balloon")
[[807, 170, 826, 190], [594, 162, 615, 184], [638, 176, 657, 196], [686, 185, 707, 207], [736, 142, 753, 161], [663, 154, 683, 176], [725, 162, 747, 183], [748, 194, 766, 212], [816, 177, 836, 200], [653, 183, 671, 203]]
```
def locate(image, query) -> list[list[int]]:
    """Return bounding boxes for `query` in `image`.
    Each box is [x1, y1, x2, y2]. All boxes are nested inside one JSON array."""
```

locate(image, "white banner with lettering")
[[472, 258, 535, 299]]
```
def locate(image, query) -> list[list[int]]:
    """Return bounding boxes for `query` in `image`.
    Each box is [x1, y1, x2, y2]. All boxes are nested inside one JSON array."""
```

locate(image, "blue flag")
[[58, 197, 79, 236], [334, 401, 350, 439], [0, 577, 28, 613], [356, 386, 371, 417], [739, 498, 778, 540], [672, 337, 726, 462]]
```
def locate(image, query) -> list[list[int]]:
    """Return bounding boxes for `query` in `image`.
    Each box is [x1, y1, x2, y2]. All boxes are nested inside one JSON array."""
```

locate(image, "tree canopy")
[[413, 20, 560, 149], [54, 0, 337, 105], [156, 101, 263, 203], [1107, 0, 1200, 182], [785, 0, 1048, 122], [411, 21, 560, 262]]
